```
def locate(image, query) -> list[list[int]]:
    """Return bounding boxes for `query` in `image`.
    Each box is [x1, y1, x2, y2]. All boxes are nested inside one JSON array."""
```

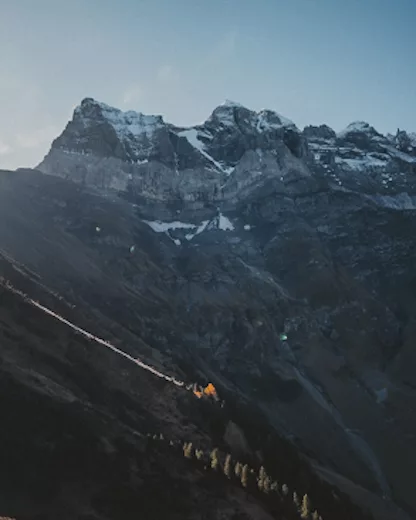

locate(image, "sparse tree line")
[[147, 433, 322, 520]]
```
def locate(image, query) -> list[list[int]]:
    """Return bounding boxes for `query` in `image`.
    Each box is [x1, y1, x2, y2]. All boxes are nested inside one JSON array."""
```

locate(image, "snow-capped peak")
[[220, 99, 246, 109], [256, 109, 297, 131], [207, 99, 298, 133], [207, 100, 251, 127], [74, 97, 165, 140], [337, 121, 379, 138], [218, 100, 296, 129]]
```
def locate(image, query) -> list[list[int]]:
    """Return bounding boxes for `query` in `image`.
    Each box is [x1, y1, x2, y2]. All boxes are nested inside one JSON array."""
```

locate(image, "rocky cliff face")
[[3, 98, 416, 518], [37, 98, 310, 205]]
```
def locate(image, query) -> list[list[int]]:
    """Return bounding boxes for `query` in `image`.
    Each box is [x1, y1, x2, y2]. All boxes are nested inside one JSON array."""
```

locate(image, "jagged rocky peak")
[[256, 108, 297, 130], [206, 99, 298, 132], [73, 97, 102, 118], [72, 97, 166, 143], [303, 124, 336, 140], [49, 97, 170, 163], [336, 121, 387, 151], [74, 97, 163, 122], [51, 97, 301, 165], [206, 99, 253, 128], [37, 96, 312, 202], [337, 121, 383, 139], [393, 129, 416, 154], [201, 100, 305, 161]]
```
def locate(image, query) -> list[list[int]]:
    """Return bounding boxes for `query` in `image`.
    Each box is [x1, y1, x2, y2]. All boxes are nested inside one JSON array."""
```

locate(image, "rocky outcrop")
[[303, 124, 336, 140], [392, 129, 416, 157]]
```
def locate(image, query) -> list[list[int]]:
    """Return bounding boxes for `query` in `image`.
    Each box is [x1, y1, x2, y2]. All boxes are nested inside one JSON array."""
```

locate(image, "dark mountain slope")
[[0, 259, 384, 520], [0, 276, 277, 520], [0, 166, 413, 520]]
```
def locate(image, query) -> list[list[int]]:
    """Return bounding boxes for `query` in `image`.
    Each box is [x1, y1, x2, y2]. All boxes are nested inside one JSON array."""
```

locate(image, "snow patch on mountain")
[[335, 156, 387, 170], [218, 213, 234, 231], [178, 128, 234, 174], [143, 213, 235, 243], [143, 220, 195, 233], [185, 220, 210, 241]]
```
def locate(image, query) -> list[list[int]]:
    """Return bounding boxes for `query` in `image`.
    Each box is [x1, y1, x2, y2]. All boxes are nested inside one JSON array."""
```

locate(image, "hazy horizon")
[[1, 0, 415, 170]]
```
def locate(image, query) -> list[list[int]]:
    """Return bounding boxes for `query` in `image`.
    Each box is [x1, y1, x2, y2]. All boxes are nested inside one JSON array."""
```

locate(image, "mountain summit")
[[37, 97, 310, 200], [38, 98, 415, 209]]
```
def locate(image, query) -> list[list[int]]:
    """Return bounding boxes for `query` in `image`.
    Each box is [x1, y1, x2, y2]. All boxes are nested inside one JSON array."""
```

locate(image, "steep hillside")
[[0, 274, 272, 520], [0, 262, 384, 520]]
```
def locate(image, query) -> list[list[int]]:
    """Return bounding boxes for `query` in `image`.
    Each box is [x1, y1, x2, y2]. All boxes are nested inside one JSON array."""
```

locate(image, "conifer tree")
[[282, 484, 289, 496], [257, 466, 266, 491], [312, 511, 319, 520], [271, 481, 279, 493], [234, 461, 242, 478], [224, 454, 232, 479], [195, 449, 204, 460], [183, 442, 193, 459], [300, 494, 312, 518], [263, 475, 271, 494], [210, 448, 220, 471], [241, 464, 249, 488]]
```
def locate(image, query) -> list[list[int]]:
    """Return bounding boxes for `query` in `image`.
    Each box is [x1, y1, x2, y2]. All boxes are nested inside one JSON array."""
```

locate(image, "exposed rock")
[[303, 124, 336, 140], [38, 98, 311, 204]]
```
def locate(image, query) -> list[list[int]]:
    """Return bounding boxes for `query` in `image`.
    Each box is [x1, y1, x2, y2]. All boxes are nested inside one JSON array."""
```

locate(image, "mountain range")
[[1, 97, 416, 520]]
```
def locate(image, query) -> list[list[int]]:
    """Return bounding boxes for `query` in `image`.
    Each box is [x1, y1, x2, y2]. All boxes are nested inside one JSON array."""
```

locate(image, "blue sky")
[[0, 0, 415, 169]]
